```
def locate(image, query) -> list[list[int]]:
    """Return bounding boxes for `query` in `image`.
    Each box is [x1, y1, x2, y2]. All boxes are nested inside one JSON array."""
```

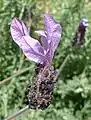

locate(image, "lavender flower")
[[72, 18, 88, 46], [10, 13, 62, 109], [10, 13, 62, 66]]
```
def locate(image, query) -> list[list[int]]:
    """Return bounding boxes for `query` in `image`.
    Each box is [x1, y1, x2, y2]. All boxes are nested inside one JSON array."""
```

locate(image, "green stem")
[[0, 67, 31, 85], [54, 54, 70, 82], [5, 106, 29, 120]]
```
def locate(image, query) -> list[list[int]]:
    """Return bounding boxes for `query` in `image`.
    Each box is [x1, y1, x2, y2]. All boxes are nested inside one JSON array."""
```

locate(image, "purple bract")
[[10, 13, 62, 66]]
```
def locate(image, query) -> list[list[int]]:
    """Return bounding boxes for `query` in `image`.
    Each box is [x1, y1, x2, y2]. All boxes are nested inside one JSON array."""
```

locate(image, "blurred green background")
[[0, 0, 91, 120]]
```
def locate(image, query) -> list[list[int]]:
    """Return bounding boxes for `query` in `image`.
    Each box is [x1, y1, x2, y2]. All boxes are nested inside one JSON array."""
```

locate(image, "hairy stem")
[[5, 106, 29, 120]]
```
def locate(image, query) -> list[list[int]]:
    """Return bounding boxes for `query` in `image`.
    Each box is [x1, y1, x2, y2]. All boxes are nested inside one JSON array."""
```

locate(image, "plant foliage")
[[0, 0, 91, 120]]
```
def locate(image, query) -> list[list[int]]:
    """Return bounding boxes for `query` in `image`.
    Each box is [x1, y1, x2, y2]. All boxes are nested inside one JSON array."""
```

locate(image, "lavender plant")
[[72, 19, 88, 46], [10, 13, 62, 109], [1, 0, 91, 120]]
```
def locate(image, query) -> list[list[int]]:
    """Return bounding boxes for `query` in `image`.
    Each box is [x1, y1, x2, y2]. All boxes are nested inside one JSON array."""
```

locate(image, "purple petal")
[[22, 36, 46, 63], [81, 19, 88, 27], [10, 18, 29, 46], [44, 13, 62, 61], [23, 36, 44, 55], [10, 18, 45, 63], [35, 30, 48, 51]]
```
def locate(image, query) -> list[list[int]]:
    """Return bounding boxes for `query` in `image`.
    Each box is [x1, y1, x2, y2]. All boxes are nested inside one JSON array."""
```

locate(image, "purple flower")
[[10, 13, 62, 66], [72, 18, 88, 46]]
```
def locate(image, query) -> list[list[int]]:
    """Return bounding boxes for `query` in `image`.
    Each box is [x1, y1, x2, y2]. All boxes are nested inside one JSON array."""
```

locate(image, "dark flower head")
[[72, 18, 88, 46]]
